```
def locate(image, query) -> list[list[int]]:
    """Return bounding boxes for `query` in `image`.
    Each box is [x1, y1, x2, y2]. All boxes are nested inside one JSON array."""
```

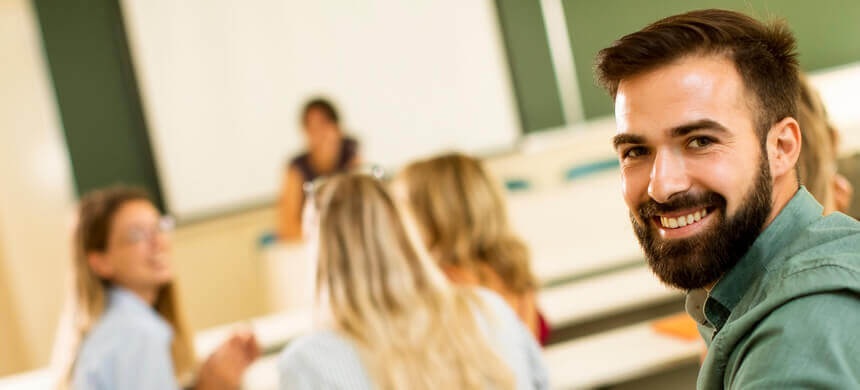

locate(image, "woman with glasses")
[[53, 186, 260, 390], [278, 172, 548, 390], [278, 97, 360, 242]]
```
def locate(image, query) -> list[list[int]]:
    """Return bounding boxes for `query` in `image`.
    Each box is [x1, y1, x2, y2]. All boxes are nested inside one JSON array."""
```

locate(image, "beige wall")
[[171, 208, 273, 331], [0, 0, 77, 373], [0, 230, 27, 376]]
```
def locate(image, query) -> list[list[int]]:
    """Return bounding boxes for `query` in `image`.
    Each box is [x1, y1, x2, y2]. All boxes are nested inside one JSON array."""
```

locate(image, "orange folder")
[[652, 312, 700, 341]]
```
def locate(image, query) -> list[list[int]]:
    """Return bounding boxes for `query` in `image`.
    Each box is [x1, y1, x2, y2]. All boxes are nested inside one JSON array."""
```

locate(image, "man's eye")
[[624, 147, 647, 159], [688, 137, 713, 148]]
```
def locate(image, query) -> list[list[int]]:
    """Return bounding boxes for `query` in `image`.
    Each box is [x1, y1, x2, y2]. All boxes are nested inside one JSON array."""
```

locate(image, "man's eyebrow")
[[612, 133, 646, 150], [613, 119, 729, 150], [669, 119, 729, 138]]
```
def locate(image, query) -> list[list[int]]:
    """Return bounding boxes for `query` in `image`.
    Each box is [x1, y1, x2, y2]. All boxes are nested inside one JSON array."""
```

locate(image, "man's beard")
[[631, 155, 773, 290]]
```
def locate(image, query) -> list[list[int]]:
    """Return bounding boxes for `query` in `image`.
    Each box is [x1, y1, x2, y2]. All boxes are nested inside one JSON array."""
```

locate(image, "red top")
[[537, 311, 551, 346]]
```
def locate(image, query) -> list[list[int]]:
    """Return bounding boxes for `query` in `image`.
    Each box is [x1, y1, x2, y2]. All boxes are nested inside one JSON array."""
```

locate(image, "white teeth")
[[660, 208, 709, 229]]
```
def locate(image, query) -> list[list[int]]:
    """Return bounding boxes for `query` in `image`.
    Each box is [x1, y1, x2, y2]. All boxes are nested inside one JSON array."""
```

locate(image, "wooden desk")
[[243, 355, 279, 390], [195, 307, 313, 359], [0, 369, 51, 390], [538, 265, 681, 328], [544, 318, 703, 389]]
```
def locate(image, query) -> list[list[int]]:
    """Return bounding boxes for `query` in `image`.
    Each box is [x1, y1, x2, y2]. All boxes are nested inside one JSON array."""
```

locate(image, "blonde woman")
[[796, 74, 853, 215], [396, 153, 549, 344], [54, 186, 259, 390], [278, 173, 548, 389]]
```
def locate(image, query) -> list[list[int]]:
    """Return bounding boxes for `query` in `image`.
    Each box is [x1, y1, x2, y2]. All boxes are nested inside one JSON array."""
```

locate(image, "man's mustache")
[[637, 191, 726, 219]]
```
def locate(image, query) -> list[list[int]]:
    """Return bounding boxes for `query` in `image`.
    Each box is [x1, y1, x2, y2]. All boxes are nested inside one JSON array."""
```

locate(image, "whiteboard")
[[121, 0, 521, 219]]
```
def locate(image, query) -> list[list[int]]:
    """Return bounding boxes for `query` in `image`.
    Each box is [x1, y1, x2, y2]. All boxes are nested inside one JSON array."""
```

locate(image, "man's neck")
[[704, 181, 800, 295], [761, 178, 800, 233]]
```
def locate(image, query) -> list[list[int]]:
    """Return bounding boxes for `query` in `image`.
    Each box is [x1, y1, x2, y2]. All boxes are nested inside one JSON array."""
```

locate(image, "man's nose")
[[648, 148, 691, 204]]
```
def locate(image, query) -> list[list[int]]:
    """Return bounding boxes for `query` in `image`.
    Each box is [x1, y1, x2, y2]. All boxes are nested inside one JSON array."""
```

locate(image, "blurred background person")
[[796, 74, 854, 215], [53, 186, 259, 390], [396, 153, 549, 345], [279, 173, 548, 389], [278, 98, 360, 242]]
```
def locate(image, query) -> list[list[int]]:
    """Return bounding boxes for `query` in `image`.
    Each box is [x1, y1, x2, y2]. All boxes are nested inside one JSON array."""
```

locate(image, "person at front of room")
[[596, 9, 860, 389], [278, 173, 548, 390], [278, 98, 360, 241], [54, 186, 260, 390]]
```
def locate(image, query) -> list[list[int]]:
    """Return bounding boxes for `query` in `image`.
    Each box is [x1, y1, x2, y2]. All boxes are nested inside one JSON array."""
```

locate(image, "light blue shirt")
[[72, 286, 179, 390], [278, 288, 550, 389]]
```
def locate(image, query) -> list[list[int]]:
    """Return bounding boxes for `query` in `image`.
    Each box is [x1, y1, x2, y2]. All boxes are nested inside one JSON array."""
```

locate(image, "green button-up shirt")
[[687, 187, 860, 389]]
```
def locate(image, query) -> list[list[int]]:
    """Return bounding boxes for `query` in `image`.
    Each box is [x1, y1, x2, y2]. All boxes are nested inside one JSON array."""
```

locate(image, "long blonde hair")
[[54, 186, 195, 389], [310, 173, 515, 390], [796, 74, 839, 208], [399, 153, 537, 294]]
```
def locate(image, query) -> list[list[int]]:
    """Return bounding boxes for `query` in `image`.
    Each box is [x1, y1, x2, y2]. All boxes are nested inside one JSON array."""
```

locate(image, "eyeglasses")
[[119, 216, 175, 246]]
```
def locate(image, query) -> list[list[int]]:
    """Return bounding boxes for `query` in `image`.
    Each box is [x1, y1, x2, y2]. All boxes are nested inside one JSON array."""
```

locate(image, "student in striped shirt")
[[278, 173, 548, 389]]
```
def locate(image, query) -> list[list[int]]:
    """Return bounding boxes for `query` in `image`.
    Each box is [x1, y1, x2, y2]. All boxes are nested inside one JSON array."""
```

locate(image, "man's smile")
[[652, 206, 718, 239]]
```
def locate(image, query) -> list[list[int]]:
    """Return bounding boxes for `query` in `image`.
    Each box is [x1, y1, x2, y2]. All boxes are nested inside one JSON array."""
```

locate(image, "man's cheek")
[[621, 173, 647, 208]]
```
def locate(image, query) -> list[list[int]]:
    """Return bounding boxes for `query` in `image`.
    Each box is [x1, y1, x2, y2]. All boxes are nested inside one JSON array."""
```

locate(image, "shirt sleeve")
[[278, 348, 325, 390], [520, 322, 550, 390], [477, 288, 550, 390], [73, 329, 179, 390], [727, 291, 860, 389], [116, 331, 179, 390]]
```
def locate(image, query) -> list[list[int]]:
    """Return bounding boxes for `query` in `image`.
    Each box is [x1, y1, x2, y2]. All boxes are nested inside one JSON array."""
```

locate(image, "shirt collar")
[[108, 285, 173, 337], [705, 187, 822, 330]]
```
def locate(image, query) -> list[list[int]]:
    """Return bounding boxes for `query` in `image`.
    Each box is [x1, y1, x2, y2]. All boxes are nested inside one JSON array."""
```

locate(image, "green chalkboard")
[[562, 0, 860, 119], [33, 0, 165, 210], [495, 0, 566, 133]]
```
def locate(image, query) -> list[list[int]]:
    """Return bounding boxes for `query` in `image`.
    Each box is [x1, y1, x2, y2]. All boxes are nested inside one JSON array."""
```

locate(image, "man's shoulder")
[[722, 291, 860, 388], [760, 289, 860, 326], [716, 215, 860, 356], [767, 213, 860, 293], [795, 211, 860, 260]]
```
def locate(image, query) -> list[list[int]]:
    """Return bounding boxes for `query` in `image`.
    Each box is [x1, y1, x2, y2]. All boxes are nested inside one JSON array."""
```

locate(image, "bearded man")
[[596, 9, 860, 389]]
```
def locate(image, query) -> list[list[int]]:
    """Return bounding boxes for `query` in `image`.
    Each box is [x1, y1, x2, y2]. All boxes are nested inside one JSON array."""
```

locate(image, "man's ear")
[[766, 117, 802, 180], [87, 251, 114, 280]]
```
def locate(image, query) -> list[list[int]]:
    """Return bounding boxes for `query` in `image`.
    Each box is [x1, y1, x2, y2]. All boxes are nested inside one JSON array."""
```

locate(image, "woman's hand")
[[195, 330, 261, 390]]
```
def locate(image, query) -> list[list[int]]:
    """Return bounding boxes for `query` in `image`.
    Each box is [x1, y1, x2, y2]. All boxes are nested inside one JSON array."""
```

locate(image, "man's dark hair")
[[595, 9, 800, 136]]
